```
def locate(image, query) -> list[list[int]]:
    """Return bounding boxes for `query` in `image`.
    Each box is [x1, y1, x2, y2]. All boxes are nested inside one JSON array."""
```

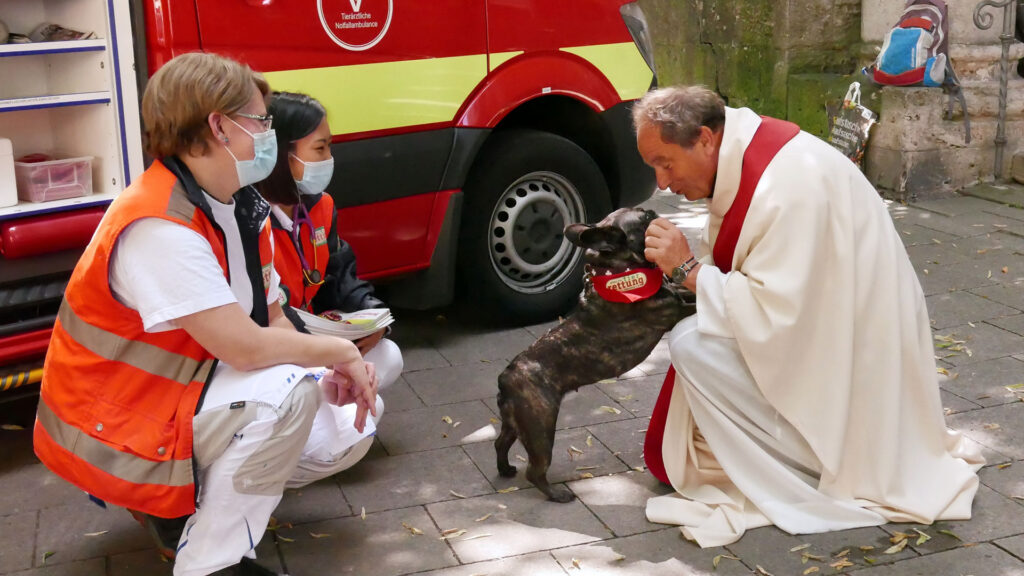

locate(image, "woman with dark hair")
[[258, 91, 403, 400]]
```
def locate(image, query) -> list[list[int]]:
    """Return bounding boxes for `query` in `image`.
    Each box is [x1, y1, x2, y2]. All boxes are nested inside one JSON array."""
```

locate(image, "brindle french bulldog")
[[495, 207, 696, 502]]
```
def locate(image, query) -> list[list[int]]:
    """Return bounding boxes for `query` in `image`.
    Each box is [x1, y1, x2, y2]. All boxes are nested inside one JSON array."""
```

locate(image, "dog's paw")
[[497, 464, 518, 478], [546, 485, 575, 503]]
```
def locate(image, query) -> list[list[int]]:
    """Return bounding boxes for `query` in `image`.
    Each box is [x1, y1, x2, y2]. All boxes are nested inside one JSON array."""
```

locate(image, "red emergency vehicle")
[[0, 0, 656, 379]]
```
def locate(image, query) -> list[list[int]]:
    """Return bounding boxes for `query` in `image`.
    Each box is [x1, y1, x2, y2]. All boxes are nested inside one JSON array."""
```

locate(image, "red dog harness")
[[590, 267, 664, 303], [643, 116, 800, 485]]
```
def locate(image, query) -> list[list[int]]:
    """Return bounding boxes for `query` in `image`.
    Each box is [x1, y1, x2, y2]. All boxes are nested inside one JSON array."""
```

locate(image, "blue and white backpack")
[[866, 0, 971, 142]]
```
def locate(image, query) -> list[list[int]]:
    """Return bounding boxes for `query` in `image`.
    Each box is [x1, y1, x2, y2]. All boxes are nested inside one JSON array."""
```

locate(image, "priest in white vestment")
[[635, 85, 983, 548]]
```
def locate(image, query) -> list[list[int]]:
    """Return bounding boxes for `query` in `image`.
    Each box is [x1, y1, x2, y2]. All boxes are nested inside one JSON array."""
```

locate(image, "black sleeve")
[[310, 208, 386, 313]]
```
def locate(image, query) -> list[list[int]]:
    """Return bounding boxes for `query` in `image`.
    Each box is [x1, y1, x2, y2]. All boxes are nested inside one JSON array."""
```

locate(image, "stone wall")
[[639, 0, 1024, 199], [639, 0, 864, 136], [861, 0, 1024, 200]]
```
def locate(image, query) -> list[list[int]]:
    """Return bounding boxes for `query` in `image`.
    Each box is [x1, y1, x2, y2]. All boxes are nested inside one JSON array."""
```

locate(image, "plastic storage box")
[[15, 156, 93, 203]]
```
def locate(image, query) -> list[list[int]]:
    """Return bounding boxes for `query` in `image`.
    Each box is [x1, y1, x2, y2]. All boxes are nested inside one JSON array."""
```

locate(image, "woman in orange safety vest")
[[257, 91, 403, 392], [34, 53, 379, 576]]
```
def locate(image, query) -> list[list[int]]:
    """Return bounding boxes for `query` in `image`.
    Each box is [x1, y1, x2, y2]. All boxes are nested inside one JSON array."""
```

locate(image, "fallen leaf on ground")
[[83, 530, 109, 537], [598, 406, 621, 415], [937, 367, 950, 376], [859, 545, 875, 551], [576, 465, 599, 471], [790, 543, 811, 552], [754, 565, 774, 576], [914, 528, 931, 545], [1002, 266, 1009, 274], [490, 417, 500, 425], [598, 379, 616, 384], [613, 555, 626, 562], [938, 529, 962, 541], [475, 513, 492, 522], [309, 532, 331, 539], [452, 421, 462, 428], [712, 554, 740, 568], [440, 529, 467, 540], [834, 549, 850, 558], [997, 463, 1012, 470], [864, 556, 876, 564], [802, 552, 825, 563], [401, 522, 423, 536], [578, 472, 594, 479], [571, 558, 582, 569], [460, 533, 492, 541], [982, 423, 1001, 430], [361, 507, 366, 520], [42, 552, 55, 564], [278, 535, 295, 543], [830, 559, 854, 570], [449, 490, 467, 498], [569, 445, 585, 455], [1, 424, 25, 430], [516, 454, 528, 462], [441, 415, 453, 425], [987, 270, 992, 278], [889, 532, 910, 544], [803, 567, 819, 575], [618, 395, 634, 401], [632, 466, 644, 472], [497, 487, 519, 494], [884, 539, 908, 554], [586, 434, 593, 447]]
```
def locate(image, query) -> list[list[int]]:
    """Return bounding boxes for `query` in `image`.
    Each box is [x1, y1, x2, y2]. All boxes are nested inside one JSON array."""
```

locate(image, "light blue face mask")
[[290, 154, 335, 196], [223, 117, 277, 187]]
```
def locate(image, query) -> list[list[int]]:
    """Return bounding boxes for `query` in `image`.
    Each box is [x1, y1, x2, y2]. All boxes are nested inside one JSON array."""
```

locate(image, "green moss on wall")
[[641, 0, 864, 125]]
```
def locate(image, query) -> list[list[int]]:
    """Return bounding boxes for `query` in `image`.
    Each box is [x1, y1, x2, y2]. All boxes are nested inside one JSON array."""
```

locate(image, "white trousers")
[[363, 337, 403, 392], [646, 316, 885, 548], [173, 361, 386, 576]]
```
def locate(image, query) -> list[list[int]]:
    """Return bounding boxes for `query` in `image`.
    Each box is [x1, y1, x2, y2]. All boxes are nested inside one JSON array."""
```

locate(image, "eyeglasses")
[[235, 111, 273, 131], [292, 203, 325, 288]]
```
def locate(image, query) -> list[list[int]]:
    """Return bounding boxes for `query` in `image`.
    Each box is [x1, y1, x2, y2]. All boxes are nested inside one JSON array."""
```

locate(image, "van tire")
[[459, 129, 612, 323]]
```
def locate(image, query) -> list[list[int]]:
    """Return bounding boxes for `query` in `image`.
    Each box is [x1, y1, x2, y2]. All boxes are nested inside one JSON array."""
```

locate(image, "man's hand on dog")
[[644, 217, 692, 275]]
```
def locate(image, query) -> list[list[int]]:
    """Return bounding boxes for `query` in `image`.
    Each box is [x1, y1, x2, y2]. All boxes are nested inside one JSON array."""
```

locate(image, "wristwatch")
[[670, 256, 699, 284]]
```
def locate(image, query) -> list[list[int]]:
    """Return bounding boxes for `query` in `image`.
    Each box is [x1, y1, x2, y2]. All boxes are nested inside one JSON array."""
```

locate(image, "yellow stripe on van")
[[264, 55, 488, 135], [263, 43, 649, 135], [561, 42, 653, 101], [488, 50, 523, 71]]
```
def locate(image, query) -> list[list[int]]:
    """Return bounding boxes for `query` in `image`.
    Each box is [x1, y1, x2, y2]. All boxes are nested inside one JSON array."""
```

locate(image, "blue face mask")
[[223, 117, 277, 187], [290, 154, 335, 196]]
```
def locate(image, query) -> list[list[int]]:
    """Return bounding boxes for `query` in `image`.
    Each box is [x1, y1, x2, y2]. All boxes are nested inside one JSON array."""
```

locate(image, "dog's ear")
[[576, 225, 628, 251], [564, 223, 591, 248]]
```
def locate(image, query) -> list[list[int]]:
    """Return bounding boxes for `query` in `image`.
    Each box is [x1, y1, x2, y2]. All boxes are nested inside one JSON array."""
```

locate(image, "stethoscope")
[[291, 202, 325, 287]]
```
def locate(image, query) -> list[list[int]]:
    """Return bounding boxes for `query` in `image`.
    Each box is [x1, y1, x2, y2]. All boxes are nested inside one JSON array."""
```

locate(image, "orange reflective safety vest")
[[271, 194, 333, 311], [34, 159, 275, 519]]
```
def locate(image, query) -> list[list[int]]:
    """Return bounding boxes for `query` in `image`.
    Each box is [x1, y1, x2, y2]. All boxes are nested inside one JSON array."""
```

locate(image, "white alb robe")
[[646, 107, 983, 547]]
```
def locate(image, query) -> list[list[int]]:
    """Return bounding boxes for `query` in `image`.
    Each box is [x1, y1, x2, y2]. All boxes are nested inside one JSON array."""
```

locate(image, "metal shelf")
[[0, 190, 117, 220], [0, 92, 112, 113], [0, 39, 107, 57]]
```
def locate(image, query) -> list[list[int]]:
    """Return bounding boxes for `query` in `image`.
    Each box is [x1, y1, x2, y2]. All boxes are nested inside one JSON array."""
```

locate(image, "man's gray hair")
[[632, 85, 726, 148]]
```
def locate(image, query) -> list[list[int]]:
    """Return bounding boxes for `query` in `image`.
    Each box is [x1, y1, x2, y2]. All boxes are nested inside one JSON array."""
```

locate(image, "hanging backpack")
[[865, 0, 971, 143]]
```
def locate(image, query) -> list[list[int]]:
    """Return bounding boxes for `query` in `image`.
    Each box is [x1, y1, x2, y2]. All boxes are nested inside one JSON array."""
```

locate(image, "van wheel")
[[460, 129, 611, 322]]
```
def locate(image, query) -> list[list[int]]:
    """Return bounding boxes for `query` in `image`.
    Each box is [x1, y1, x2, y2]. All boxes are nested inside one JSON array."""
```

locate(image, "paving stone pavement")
[[1, 183, 1023, 575]]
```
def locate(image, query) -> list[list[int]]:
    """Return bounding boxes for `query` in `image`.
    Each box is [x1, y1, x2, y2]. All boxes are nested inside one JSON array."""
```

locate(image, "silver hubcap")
[[487, 171, 586, 294]]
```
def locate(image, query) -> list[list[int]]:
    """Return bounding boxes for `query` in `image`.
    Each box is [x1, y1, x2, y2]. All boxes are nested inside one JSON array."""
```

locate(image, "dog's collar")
[[586, 265, 664, 303]]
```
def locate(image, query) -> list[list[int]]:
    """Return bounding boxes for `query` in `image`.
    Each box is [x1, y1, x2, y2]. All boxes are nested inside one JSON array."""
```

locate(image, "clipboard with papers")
[[291, 307, 394, 340]]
